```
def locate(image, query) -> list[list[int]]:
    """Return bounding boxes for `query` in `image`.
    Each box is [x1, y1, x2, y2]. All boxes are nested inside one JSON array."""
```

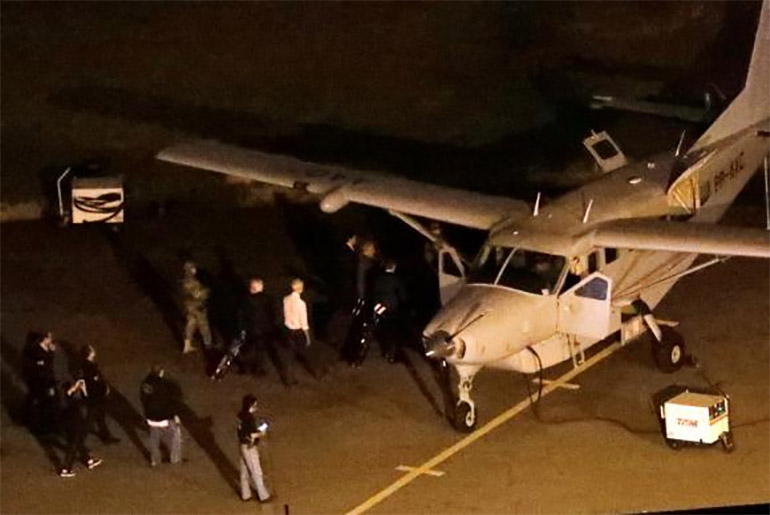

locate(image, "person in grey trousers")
[[139, 365, 182, 467], [237, 394, 271, 503]]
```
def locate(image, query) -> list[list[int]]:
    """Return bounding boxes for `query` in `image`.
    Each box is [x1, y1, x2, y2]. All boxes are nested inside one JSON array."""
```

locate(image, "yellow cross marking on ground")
[[534, 378, 581, 390], [395, 465, 445, 477]]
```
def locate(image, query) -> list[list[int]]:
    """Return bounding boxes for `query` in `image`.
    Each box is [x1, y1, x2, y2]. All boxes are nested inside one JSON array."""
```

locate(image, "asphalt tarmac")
[[1, 201, 767, 514]]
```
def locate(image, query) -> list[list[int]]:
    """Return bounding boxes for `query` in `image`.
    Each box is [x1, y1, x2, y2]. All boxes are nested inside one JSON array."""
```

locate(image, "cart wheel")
[[665, 438, 682, 451], [719, 432, 734, 453], [652, 327, 685, 373]]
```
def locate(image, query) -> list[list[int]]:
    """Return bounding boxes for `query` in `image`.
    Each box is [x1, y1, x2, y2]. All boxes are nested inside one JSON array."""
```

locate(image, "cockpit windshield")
[[469, 245, 566, 295]]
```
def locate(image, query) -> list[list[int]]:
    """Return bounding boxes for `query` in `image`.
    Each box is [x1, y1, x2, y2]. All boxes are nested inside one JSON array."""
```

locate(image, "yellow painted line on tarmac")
[[345, 341, 624, 515]]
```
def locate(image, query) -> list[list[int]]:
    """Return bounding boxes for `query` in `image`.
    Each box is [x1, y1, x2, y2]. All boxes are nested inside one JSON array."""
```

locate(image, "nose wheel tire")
[[652, 326, 685, 373], [454, 401, 477, 433]]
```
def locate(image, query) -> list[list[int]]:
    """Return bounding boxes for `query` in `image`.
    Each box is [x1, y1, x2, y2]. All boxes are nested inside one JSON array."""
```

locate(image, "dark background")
[[0, 1, 762, 209]]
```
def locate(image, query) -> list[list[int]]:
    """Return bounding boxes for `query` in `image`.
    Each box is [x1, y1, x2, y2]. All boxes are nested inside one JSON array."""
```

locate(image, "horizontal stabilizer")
[[591, 219, 770, 258], [157, 140, 529, 230], [590, 95, 713, 124]]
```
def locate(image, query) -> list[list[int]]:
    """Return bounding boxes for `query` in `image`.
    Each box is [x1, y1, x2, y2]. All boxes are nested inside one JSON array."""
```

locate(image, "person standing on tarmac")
[[22, 332, 59, 437], [342, 240, 379, 366], [58, 379, 103, 478], [76, 344, 121, 444], [355, 240, 379, 303], [140, 365, 183, 467], [371, 259, 410, 363], [242, 278, 273, 375], [237, 394, 271, 503], [181, 261, 212, 354], [282, 278, 320, 381]]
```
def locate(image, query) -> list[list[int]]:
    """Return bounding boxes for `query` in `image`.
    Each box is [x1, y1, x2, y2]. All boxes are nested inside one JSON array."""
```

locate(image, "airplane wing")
[[157, 140, 530, 230], [591, 218, 770, 258]]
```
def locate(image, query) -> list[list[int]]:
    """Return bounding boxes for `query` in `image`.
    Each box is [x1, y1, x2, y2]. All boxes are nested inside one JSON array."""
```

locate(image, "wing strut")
[[614, 256, 729, 302]]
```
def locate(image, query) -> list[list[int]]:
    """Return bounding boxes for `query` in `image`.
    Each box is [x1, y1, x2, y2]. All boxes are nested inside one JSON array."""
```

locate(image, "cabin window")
[[470, 245, 566, 295], [575, 277, 608, 300], [440, 251, 463, 278], [605, 248, 618, 264], [588, 252, 598, 273], [700, 180, 711, 205]]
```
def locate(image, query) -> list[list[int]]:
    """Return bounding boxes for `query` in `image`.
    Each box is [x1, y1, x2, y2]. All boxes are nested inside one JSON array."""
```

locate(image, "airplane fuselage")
[[424, 125, 769, 375]]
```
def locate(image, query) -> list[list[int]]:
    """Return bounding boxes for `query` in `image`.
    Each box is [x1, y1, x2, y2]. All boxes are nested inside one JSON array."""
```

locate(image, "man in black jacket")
[[58, 379, 103, 477], [22, 332, 59, 436], [342, 240, 380, 366], [76, 344, 120, 444], [242, 278, 275, 375], [371, 259, 409, 363], [140, 365, 182, 467]]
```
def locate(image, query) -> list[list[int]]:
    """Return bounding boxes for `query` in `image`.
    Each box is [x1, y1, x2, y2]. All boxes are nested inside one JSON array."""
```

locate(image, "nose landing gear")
[[454, 371, 478, 432]]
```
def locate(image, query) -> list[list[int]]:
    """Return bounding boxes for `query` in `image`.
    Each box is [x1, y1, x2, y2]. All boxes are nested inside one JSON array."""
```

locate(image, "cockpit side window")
[[574, 276, 608, 300]]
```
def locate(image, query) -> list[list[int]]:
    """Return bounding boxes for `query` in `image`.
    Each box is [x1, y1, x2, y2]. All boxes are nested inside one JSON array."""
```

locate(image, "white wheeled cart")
[[657, 387, 733, 453], [57, 167, 124, 225]]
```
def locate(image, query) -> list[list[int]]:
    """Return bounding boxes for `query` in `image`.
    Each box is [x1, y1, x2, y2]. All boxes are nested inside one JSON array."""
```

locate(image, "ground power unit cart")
[[655, 385, 733, 453]]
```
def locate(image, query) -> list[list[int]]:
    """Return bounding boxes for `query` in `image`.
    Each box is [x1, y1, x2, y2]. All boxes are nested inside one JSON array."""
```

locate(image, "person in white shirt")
[[282, 278, 322, 381]]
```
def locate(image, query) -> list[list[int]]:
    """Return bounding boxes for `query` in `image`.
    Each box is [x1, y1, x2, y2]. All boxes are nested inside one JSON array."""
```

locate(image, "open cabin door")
[[438, 247, 465, 305], [557, 272, 616, 339]]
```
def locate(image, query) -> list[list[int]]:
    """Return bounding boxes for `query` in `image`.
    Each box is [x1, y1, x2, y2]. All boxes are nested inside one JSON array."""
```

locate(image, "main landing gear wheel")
[[652, 326, 685, 373], [454, 401, 477, 433]]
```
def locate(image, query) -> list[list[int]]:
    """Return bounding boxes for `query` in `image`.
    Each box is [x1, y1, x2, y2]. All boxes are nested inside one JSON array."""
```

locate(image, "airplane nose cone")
[[424, 330, 459, 360]]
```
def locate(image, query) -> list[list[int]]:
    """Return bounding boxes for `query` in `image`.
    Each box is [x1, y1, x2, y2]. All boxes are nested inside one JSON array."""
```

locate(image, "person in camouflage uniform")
[[181, 261, 212, 354]]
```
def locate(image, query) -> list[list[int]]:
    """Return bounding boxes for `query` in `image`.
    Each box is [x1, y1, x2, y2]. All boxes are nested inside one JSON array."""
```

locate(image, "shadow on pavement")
[[55, 338, 150, 461], [178, 403, 240, 496], [399, 349, 446, 420], [105, 231, 185, 347], [109, 388, 150, 462], [158, 377, 239, 495], [0, 335, 65, 471]]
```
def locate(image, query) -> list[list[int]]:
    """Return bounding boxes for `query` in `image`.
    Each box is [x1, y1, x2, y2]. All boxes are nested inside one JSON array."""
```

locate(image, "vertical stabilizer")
[[689, 0, 770, 153]]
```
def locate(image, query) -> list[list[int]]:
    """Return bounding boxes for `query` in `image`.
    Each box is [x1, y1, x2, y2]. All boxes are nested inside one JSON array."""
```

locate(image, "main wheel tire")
[[666, 438, 682, 451], [454, 401, 477, 433], [653, 326, 685, 373]]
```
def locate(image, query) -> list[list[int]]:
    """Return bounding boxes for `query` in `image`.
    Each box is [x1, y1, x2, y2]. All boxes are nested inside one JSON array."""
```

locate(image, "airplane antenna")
[[533, 191, 541, 217], [765, 156, 770, 231], [675, 129, 686, 157], [582, 198, 594, 224]]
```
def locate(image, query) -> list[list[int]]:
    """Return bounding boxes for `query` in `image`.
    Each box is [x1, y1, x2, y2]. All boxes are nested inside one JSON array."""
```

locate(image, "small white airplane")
[[158, 2, 770, 432]]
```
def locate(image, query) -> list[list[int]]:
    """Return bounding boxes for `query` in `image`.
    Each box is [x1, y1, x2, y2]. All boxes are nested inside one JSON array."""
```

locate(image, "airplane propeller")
[[423, 311, 487, 359], [422, 312, 486, 426]]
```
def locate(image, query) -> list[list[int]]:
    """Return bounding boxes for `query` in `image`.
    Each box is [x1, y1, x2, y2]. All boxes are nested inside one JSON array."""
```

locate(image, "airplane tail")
[[689, 0, 769, 153]]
